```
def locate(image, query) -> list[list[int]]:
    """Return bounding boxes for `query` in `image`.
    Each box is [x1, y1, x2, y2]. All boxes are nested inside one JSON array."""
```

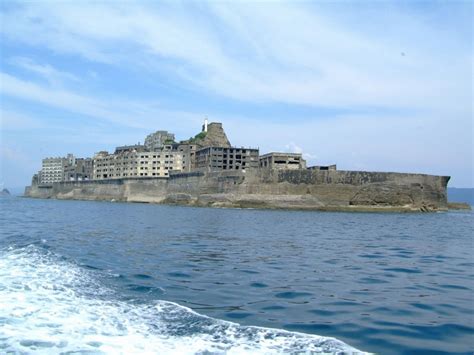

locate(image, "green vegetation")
[[164, 138, 176, 144], [188, 131, 207, 143]]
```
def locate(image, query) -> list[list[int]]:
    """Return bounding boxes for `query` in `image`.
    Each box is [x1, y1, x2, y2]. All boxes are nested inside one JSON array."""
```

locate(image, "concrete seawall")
[[24, 169, 450, 212]]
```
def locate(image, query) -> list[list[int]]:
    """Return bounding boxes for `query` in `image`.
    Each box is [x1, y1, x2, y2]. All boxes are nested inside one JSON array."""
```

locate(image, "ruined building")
[[33, 119, 322, 184], [144, 130, 175, 151]]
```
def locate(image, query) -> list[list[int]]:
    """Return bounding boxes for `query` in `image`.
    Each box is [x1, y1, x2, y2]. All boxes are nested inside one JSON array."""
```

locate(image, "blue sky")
[[0, 0, 472, 188]]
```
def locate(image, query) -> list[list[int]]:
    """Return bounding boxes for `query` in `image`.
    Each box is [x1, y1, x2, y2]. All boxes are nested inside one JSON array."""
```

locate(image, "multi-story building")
[[144, 131, 175, 151], [195, 146, 259, 172], [259, 152, 307, 170], [39, 154, 94, 184], [93, 149, 137, 180], [36, 121, 311, 184], [39, 156, 67, 184], [93, 143, 196, 180], [63, 158, 94, 181]]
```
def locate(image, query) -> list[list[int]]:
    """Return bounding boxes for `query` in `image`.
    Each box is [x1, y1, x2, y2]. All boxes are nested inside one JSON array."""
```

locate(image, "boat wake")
[[0, 245, 365, 354]]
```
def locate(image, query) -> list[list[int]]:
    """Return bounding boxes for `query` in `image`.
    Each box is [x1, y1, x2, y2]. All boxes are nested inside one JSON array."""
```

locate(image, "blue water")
[[448, 188, 474, 206], [1, 197, 473, 354]]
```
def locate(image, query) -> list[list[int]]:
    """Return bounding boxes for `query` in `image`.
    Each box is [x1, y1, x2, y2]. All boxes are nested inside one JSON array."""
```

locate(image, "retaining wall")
[[24, 169, 450, 212]]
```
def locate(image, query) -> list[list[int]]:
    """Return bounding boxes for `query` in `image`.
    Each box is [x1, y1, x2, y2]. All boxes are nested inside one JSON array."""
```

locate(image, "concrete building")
[[36, 121, 314, 183], [144, 131, 175, 151], [93, 143, 196, 180], [259, 152, 307, 170], [93, 149, 139, 180], [64, 158, 93, 181], [39, 156, 68, 184], [115, 144, 146, 154], [308, 164, 337, 171], [39, 153, 92, 184], [195, 146, 259, 172]]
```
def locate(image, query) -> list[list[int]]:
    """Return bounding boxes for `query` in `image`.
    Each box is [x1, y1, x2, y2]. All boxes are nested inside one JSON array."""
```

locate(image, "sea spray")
[[0, 245, 364, 354]]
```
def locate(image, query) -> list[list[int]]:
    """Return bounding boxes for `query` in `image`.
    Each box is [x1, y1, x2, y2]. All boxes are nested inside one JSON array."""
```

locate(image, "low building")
[[31, 173, 39, 186], [308, 164, 337, 171], [259, 152, 306, 170], [195, 146, 259, 172]]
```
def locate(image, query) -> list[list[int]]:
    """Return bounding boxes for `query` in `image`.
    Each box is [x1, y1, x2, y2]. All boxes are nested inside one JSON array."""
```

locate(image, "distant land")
[[448, 188, 474, 206]]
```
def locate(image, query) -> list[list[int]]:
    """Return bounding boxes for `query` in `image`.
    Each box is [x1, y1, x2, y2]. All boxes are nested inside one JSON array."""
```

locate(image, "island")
[[25, 120, 450, 212]]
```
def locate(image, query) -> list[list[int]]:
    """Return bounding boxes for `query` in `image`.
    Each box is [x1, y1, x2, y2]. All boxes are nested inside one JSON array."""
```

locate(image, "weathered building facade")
[[34, 121, 328, 184], [259, 153, 307, 170], [38, 154, 93, 184], [64, 158, 93, 181], [144, 130, 175, 151], [93, 143, 196, 180], [308, 164, 337, 171], [40, 157, 66, 184], [195, 147, 259, 172]]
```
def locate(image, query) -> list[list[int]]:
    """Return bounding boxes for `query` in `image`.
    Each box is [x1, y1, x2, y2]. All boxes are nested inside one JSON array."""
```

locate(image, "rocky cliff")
[[195, 122, 231, 148], [25, 169, 450, 212]]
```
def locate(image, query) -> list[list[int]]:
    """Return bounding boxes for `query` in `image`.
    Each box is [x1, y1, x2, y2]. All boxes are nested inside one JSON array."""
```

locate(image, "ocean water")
[[0, 197, 472, 354]]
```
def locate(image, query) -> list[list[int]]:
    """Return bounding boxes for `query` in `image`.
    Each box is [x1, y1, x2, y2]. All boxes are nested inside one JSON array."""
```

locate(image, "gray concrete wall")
[[24, 169, 450, 212]]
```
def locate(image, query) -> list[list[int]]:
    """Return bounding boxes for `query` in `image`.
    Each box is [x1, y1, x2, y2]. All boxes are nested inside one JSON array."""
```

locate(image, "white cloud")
[[8, 57, 80, 86], [284, 142, 303, 155], [0, 109, 44, 130], [0, 145, 36, 173], [1, 2, 470, 111], [0, 72, 205, 132]]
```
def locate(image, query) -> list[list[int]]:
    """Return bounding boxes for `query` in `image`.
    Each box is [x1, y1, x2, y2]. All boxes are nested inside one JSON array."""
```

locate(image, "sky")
[[0, 0, 472, 189]]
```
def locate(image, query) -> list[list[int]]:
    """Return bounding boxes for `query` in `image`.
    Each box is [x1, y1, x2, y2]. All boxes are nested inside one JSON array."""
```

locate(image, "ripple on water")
[[439, 284, 470, 290], [225, 312, 253, 319], [250, 282, 268, 288], [383, 267, 422, 274], [239, 269, 259, 274], [125, 284, 164, 295], [2, 197, 473, 355], [275, 291, 312, 299], [359, 277, 389, 284], [261, 305, 287, 311], [132, 273, 153, 280], [166, 272, 191, 278], [359, 253, 385, 259], [308, 309, 338, 317]]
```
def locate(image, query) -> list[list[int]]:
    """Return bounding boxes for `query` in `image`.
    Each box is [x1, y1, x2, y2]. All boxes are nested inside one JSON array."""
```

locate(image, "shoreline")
[[24, 169, 451, 213], [447, 202, 472, 210], [22, 194, 460, 213]]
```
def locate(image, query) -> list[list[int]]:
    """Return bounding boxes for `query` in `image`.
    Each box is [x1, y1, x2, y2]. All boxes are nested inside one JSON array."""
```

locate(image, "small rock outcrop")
[[0, 188, 11, 196], [195, 122, 231, 148], [447, 202, 471, 210]]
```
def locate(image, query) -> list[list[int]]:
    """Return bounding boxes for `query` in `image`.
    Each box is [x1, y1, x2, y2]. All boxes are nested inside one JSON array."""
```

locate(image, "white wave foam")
[[0, 246, 366, 354]]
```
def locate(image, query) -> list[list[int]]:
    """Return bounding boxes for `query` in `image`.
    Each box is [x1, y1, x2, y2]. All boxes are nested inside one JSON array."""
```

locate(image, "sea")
[[0, 196, 472, 354]]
